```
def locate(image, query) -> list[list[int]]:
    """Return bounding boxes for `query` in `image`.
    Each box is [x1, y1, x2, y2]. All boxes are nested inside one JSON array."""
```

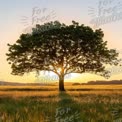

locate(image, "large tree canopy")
[[7, 21, 119, 91]]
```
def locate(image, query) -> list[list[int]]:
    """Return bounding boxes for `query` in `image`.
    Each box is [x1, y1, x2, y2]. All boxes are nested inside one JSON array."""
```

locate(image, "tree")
[[6, 21, 120, 91]]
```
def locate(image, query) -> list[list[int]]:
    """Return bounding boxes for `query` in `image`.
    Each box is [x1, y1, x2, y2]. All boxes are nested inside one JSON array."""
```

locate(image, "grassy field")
[[0, 83, 122, 122]]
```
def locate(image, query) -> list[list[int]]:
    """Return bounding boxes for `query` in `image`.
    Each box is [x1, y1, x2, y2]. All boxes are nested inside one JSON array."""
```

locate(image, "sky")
[[0, 0, 122, 83]]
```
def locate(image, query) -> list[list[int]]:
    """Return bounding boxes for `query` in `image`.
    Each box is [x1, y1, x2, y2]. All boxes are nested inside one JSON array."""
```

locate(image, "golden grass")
[[0, 84, 121, 122], [0, 84, 121, 98]]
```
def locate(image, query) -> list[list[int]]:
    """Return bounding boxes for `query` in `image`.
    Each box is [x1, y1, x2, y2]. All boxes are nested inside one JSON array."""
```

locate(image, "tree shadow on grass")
[[53, 91, 83, 122]]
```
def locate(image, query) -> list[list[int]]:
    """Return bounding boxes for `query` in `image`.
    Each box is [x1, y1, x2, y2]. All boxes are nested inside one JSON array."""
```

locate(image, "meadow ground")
[[0, 83, 121, 122]]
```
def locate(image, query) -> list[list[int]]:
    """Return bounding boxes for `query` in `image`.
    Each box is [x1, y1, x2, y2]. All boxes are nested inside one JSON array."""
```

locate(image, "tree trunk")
[[59, 75, 65, 91]]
